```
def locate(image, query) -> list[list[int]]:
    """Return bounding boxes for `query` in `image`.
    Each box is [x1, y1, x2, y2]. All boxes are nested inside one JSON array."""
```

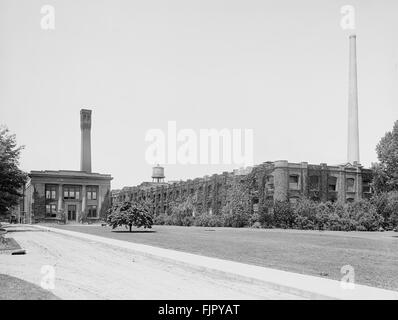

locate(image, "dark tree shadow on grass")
[[111, 230, 156, 234]]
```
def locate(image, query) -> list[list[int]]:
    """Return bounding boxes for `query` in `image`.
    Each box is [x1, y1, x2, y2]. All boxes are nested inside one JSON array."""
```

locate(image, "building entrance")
[[67, 205, 77, 222]]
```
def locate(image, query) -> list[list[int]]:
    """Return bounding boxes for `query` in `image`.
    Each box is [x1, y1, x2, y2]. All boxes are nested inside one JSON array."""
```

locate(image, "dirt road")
[[0, 225, 304, 299]]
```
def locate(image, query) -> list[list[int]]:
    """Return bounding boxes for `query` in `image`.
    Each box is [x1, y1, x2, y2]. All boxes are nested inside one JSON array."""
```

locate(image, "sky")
[[0, 0, 397, 189]]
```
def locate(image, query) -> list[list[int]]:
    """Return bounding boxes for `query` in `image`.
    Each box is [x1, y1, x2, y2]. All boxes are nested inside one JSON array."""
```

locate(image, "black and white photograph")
[[0, 0, 398, 311]]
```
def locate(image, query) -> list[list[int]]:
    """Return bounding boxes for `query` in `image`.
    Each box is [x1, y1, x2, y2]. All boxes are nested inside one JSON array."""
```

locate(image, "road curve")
[[0, 225, 304, 300]]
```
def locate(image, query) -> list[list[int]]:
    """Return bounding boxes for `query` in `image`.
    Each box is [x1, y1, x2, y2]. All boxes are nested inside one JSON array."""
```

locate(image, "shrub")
[[248, 212, 260, 225], [294, 215, 315, 230], [355, 225, 367, 231], [251, 221, 262, 228], [293, 198, 317, 229], [193, 214, 223, 227], [273, 201, 294, 228], [221, 209, 250, 228], [181, 215, 194, 226], [153, 213, 166, 225], [161, 212, 193, 226], [348, 200, 383, 231], [257, 200, 274, 227], [147, 191, 388, 232], [315, 202, 333, 230], [338, 202, 358, 231]]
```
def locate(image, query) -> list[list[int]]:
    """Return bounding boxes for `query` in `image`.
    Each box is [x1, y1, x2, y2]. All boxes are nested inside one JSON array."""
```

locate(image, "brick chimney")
[[80, 109, 92, 173], [347, 34, 360, 165]]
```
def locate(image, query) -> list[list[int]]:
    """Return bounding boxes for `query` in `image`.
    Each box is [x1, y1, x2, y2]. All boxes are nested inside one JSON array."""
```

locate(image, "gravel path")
[[0, 226, 304, 299]]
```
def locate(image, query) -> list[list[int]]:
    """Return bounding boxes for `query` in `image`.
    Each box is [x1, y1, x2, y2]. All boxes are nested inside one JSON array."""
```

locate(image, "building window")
[[328, 176, 337, 192], [346, 178, 355, 192], [363, 181, 371, 193], [45, 204, 57, 217], [266, 175, 274, 190], [45, 185, 57, 200], [289, 175, 299, 189], [63, 186, 80, 200], [309, 176, 320, 191], [87, 186, 97, 200], [87, 205, 97, 218]]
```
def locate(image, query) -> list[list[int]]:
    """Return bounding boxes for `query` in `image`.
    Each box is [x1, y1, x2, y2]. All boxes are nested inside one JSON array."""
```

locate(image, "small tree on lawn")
[[107, 200, 153, 232]]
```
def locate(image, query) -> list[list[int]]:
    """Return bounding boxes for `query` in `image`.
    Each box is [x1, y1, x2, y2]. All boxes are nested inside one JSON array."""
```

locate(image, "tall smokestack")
[[347, 34, 360, 165], [80, 109, 92, 173]]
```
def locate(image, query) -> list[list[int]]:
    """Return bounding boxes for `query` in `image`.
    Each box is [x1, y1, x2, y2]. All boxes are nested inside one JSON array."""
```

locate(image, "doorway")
[[67, 205, 77, 222]]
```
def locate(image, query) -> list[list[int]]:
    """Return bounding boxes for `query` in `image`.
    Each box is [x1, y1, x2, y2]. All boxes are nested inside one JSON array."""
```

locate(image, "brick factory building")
[[112, 162, 373, 217], [22, 109, 112, 224]]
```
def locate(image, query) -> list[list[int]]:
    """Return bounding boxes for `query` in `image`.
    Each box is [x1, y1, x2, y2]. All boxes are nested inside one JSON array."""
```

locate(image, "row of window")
[[45, 185, 98, 200], [115, 176, 371, 203], [266, 175, 370, 193], [45, 204, 97, 218]]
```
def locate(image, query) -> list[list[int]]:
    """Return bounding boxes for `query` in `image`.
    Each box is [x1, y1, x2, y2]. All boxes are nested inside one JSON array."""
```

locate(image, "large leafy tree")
[[0, 126, 27, 217], [107, 200, 153, 232], [373, 120, 398, 192]]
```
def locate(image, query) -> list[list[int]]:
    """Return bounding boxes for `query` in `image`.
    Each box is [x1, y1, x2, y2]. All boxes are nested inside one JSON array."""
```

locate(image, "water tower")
[[152, 165, 165, 183]]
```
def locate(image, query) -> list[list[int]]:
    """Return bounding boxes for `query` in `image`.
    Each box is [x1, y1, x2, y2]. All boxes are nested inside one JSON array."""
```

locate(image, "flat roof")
[[29, 170, 112, 180]]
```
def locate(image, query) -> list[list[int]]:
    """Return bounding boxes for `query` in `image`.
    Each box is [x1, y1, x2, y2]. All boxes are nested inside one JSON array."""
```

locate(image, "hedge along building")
[[23, 109, 112, 224], [111, 34, 373, 216]]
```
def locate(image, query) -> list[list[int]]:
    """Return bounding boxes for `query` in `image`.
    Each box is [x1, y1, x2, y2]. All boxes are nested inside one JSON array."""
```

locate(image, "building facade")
[[24, 170, 112, 223], [22, 109, 112, 224], [112, 161, 373, 216]]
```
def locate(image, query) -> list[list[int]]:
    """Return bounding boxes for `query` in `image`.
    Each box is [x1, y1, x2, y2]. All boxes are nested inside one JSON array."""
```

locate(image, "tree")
[[107, 200, 153, 232], [374, 120, 398, 192], [371, 191, 398, 229], [0, 126, 27, 217]]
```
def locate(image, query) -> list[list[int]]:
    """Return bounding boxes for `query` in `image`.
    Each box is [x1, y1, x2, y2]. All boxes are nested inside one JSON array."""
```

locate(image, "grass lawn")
[[0, 274, 59, 300], [51, 224, 398, 291]]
